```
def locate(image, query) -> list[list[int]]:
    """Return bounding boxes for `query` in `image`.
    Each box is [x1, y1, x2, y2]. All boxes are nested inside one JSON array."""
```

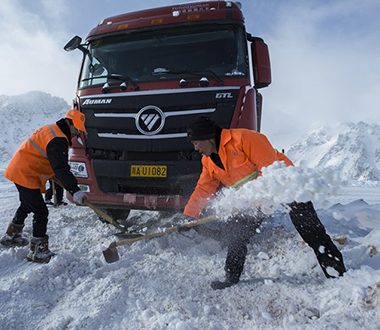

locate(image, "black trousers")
[[224, 213, 263, 277], [45, 180, 64, 202], [224, 201, 346, 279], [12, 184, 49, 237]]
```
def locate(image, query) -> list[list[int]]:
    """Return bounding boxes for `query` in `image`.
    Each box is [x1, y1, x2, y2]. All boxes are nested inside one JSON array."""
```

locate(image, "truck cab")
[[64, 1, 271, 221]]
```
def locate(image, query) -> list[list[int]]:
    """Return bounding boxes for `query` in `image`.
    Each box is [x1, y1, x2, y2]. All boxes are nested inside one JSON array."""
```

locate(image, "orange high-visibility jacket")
[[184, 129, 294, 218], [4, 124, 69, 192]]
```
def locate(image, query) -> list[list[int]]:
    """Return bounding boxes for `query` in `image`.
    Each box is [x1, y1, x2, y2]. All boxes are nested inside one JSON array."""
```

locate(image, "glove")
[[177, 215, 195, 233], [73, 190, 87, 204]]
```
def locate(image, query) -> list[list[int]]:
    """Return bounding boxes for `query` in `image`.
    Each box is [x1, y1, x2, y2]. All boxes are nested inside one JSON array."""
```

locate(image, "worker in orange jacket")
[[0, 110, 87, 263], [184, 116, 346, 289]]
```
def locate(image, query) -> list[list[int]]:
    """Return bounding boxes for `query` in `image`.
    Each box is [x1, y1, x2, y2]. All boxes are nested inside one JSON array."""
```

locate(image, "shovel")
[[103, 214, 217, 263], [83, 199, 127, 233], [52, 180, 58, 207], [50, 177, 127, 234]]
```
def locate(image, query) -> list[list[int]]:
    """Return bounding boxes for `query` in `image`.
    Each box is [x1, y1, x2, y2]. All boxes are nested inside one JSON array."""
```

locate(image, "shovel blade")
[[103, 246, 120, 263]]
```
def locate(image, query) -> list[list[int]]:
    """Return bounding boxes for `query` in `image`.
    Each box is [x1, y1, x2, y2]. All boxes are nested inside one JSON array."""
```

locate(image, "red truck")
[[64, 1, 271, 223]]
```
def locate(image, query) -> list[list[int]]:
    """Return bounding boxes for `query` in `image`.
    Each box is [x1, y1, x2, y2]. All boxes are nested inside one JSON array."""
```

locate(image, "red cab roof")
[[87, 1, 244, 40]]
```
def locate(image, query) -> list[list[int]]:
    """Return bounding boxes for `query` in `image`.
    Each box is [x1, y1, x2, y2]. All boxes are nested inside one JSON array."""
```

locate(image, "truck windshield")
[[79, 24, 247, 88]]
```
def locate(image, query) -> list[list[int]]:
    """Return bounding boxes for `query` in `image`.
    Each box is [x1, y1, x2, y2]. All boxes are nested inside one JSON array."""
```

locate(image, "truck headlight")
[[69, 161, 88, 178]]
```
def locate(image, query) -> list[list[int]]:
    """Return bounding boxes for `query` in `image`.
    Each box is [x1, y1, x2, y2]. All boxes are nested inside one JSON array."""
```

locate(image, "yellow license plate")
[[130, 165, 167, 178]]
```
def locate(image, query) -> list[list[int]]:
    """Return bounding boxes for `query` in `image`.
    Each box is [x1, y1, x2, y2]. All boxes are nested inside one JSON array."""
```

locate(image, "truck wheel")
[[99, 208, 131, 228]]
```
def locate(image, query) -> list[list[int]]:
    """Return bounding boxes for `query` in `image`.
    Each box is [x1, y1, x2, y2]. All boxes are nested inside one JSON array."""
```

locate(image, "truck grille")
[[79, 86, 240, 194]]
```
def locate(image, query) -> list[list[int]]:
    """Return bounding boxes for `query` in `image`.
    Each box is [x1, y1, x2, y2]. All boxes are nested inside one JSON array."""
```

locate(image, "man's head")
[[187, 116, 218, 157], [65, 110, 86, 138]]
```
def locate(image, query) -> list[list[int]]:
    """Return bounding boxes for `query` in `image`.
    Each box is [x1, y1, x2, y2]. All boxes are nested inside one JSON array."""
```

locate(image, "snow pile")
[[0, 91, 69, 164], [1, 175, 380, 329], [287, 121, 380, 181], [212, 161, 341, 217]]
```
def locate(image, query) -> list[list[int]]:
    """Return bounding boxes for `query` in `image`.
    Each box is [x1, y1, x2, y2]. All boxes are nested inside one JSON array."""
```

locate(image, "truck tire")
[[99, 208, 131, 228]]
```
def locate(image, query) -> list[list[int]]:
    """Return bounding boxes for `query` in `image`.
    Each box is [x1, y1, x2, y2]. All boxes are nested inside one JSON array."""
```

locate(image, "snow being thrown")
[[212, 161, 342, 218]]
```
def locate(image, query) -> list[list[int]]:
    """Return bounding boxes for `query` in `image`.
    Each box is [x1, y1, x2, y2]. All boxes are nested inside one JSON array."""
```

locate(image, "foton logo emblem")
[[82, 98, 113, 106], [141, 114, 160, 131], [215, 93, 233, 99], [136, 105, 165, 136]]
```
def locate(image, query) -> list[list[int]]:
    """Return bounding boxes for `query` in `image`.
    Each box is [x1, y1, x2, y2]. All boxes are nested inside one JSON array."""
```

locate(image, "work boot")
[[0, 223, 29, 247], [27, 235, 55, 263], [211, 272, 240, 290]]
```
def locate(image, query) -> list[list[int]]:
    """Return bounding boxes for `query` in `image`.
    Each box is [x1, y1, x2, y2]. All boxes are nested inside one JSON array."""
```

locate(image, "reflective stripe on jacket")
[[4, 124, 69, 192], [184, 129, 293, 218]]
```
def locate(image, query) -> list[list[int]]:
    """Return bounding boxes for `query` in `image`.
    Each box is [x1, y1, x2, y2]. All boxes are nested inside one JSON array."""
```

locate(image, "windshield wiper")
[[152, 69, 224, 86], [81, 73, 139, 91]]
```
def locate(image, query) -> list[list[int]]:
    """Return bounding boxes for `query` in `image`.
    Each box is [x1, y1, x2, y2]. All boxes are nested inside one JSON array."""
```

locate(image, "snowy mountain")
[[288, 122, 380, 181], [0, 92, 69, 164]]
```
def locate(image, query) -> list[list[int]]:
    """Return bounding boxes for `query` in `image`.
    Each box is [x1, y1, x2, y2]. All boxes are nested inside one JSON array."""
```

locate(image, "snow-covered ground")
[[1, 92, 380, 329], [1, 165, 380, 330]]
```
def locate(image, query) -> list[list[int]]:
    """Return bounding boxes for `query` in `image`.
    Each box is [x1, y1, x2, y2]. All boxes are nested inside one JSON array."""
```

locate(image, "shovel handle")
[[52, 180, 57, 207], [115, 227, 178, 246], [83, 199, 125, 231], [112, 214, 218, 247], [49, 177, 125, 232], [181, 214, 217, 228], [83, 199, 112, 223]]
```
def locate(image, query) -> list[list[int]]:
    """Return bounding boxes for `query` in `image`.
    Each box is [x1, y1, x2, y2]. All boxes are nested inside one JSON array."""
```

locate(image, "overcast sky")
[[1, 0, 379, 148]]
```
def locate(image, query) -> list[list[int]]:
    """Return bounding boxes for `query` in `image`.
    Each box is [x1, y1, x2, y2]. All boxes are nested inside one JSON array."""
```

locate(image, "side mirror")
[[64, 36, 83, 52], [249, 36, 272, 89]]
